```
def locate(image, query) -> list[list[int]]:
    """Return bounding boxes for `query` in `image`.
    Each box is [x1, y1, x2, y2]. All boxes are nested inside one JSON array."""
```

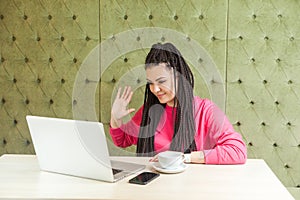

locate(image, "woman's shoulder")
[[193, 96, 214, 107], [193, 96, 222, 120], [193, 96, 226, 117]]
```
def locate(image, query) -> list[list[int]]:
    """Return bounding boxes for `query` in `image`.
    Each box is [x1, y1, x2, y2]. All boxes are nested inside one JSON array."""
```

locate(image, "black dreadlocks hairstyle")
[[136, 43, 197, 156]]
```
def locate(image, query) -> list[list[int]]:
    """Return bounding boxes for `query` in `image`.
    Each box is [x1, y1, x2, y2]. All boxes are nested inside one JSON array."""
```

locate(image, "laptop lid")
[[26, 115, 145, 182]]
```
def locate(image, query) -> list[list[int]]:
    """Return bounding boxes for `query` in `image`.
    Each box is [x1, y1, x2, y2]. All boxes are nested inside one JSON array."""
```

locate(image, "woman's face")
[[146, 63, 177, 106]]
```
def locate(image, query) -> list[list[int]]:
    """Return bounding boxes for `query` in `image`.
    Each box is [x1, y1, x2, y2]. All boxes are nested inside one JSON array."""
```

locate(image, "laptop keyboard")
[[112, 168, 123, 175]]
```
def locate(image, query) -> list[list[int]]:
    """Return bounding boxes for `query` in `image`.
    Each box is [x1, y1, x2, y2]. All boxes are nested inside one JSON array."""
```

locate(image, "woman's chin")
[[157, 99, 167, 104], [158, 99, 166, 104]]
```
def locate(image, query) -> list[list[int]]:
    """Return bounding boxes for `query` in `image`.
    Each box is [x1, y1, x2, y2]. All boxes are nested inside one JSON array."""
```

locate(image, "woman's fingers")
[[112, 86, 135, 120], [127, 108, 136, 115], [116, 87, 122, 99], [126, 91, 133, 103], [118, 86, 133, 103], [124, 86, 132, 100], [121, 86, 129, 99], [149, 154, 158, 162]]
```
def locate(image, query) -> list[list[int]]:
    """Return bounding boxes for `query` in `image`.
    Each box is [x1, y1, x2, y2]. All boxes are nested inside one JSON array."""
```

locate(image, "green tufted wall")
[[227, 1, 300, 198], [0, 0, 299, 198]]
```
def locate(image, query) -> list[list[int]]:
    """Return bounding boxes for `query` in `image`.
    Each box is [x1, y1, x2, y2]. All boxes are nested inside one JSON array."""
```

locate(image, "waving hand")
[[111, 86, 135, 127]]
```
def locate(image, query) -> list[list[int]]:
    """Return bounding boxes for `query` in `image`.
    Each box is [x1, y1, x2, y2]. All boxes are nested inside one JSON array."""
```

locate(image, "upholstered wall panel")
[[0, 0, 299, 198], [0, 0, 99, 154], [227, 0, 300, 197]]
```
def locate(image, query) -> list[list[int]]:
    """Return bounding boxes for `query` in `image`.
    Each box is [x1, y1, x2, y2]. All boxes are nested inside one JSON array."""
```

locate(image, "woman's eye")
[[158, 80, 166, 84]]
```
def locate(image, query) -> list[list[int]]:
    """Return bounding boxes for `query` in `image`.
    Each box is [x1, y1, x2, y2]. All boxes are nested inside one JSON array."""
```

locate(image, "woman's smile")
[[156, 93, 165, 98]]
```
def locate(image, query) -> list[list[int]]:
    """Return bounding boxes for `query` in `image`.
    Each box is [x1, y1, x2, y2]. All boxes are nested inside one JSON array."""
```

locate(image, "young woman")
[[110, 43, 247, 164]]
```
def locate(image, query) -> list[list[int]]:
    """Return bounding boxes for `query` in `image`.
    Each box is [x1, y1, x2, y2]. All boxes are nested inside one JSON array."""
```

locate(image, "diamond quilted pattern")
[[0, 0, 299, 198], [0, 0, 99, 155], [227, 0, 300, 196]]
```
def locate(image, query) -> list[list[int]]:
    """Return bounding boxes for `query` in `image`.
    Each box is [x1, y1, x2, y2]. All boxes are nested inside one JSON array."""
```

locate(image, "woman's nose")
[[153, 84, 161, 92]]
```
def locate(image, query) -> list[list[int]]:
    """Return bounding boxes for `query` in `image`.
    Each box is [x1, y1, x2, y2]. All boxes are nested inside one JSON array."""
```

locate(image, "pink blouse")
[[110, 97, 247, 164]]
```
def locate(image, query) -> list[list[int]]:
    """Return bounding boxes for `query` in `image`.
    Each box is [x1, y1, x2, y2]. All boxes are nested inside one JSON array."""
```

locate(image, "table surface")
[[0, 154, 294, 200]]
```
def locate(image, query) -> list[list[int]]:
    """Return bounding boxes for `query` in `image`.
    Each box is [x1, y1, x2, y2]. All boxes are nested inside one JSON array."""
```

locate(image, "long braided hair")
[[136, 43, 197, 156]]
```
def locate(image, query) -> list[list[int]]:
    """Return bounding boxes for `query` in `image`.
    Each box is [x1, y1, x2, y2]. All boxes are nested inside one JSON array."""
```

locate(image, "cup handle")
[[183, 153, 191, 163]]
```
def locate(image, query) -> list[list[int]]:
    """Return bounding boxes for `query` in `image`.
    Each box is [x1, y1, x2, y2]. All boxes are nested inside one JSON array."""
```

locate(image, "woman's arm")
[[206, 103, 247, 164], [109, 105, 144, 148], [109, 119, 140, 148], [194, 98, 247, 164]]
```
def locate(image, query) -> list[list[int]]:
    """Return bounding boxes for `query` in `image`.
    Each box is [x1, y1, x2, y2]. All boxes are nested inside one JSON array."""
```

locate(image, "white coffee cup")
[[157, 151, 184, 169]]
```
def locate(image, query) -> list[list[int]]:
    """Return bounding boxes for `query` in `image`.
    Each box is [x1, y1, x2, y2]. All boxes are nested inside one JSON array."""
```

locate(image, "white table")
[[0, 154, 294, 200]]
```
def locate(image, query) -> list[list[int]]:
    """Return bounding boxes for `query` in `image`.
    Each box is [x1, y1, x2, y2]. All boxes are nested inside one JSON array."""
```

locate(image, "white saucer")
[[152, 162, 187, 174]]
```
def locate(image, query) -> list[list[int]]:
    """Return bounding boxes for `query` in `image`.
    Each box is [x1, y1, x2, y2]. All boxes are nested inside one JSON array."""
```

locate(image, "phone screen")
[[129, 172, 160, 185]]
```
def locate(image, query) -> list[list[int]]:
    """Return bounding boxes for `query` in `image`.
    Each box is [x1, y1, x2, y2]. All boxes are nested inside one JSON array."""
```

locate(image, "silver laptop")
[[26, 115, 145, 182]]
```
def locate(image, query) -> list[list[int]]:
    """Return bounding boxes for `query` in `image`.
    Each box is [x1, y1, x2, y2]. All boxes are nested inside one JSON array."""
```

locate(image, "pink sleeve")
[[203, 132, 247, 164], [197, 99, 247, 164], [109, 107, 143, 148]]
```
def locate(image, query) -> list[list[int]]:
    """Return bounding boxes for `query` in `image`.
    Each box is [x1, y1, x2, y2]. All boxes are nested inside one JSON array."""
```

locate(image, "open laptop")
[[26, 115, 145, 182]]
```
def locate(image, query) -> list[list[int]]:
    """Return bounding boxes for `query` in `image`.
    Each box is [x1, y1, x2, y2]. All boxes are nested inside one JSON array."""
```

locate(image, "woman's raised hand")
[[111, 86, 135, 123]]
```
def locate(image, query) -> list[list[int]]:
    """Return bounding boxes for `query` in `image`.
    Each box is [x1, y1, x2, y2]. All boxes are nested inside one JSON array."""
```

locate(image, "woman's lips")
[[156, 93, 165, 98]]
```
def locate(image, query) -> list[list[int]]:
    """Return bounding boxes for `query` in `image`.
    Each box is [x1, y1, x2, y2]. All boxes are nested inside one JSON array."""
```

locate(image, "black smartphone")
[[128, 172, 160, 185]]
